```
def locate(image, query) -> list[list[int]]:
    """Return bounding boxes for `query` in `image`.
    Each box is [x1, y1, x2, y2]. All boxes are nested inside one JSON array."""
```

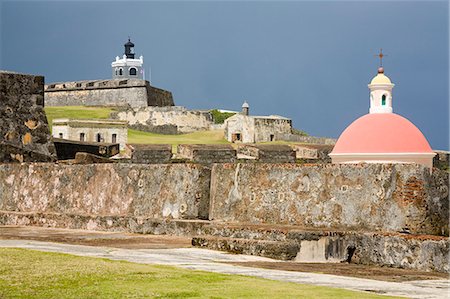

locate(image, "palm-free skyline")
[[1, 1, 448, 149]]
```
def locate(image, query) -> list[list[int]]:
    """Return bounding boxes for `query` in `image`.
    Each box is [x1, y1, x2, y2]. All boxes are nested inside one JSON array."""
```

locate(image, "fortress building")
[[112, 38, 144, 80], [52, 119, 128, 150], [45, 39, 174, 108], [329, 66, 435, 169], [224, 101, 292, 143]]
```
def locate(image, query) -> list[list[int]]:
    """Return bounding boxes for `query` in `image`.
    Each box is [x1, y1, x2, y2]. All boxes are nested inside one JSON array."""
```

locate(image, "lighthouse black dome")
[[124, 38, 135, 59], [124, 39, 134, 47]]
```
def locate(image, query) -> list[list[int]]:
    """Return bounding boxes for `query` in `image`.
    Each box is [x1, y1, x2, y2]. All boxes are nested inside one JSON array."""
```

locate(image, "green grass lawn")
[[0, 248, 399, 299], [128, 129, 229, 152], [44, 106, 116, 130]]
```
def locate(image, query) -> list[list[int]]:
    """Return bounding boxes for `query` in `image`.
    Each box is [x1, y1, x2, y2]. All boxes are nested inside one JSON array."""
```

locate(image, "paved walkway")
[[1, 239, 448, 299]]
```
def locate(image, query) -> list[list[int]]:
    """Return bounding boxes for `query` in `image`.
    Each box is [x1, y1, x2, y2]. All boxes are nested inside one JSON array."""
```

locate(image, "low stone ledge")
[[192, 236, 300, 260]]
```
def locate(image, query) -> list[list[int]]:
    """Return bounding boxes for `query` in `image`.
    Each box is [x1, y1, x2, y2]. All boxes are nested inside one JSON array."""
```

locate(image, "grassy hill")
[[44, 106, 228, 146]]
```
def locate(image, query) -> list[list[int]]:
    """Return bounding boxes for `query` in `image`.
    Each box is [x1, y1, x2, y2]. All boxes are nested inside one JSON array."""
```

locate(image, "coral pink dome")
[[331, 113, 433, 154]]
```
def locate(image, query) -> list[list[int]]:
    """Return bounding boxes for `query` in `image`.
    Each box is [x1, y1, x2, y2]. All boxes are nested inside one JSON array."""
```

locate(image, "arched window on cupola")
[[381, 94, 386, 106], [129, 68, 137, 76], [119, 69, 123, 76]]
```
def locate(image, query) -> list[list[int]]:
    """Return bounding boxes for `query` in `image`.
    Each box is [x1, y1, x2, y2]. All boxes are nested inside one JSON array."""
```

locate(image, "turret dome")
[[370, 67, 392, 84]]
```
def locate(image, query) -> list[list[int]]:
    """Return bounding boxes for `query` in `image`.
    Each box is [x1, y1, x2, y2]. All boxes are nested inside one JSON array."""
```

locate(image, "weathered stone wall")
[[253, 117, 292, 143], [0, 71, 56, 162], [433, 150, 449, 171], [209, 163, 449, 236], [276, 133, 337, 145], [45, 79, 174, 108], [112, 106, 214, 134], [0, 163, 211, 220]]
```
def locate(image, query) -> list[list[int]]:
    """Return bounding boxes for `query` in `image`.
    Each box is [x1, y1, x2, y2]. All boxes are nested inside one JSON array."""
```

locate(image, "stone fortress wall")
[[111, 106, 214, 134], [45, 79, 174, 107], [0, 163, 447, 235]]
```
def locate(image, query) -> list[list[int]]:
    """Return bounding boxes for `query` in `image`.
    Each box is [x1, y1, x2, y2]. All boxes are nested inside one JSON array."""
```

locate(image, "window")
[[80, 133, 85, 142], [119, 68, 123, 76], [382, 95, 386, 106], [115, 69, 118, 75], [129, 68, 137, 76], [96, 133, 102, 142], [59, 133, 63, 138], [270, 134, 275, 141], [112, 134, 117, 143]]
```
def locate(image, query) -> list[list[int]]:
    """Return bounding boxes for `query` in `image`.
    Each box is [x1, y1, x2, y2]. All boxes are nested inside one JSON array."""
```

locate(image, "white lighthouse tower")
[[111, 38, 144, 80]]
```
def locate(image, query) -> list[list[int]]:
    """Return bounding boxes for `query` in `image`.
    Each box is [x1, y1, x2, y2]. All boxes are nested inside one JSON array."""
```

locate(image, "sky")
[[1, 0, 448, 150]]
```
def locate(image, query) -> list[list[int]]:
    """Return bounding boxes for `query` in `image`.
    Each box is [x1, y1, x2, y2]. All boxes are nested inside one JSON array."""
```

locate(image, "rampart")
[[276, 133, 337, 145], [112, 106, 214, 134], [0, 163, 447, 236], [44, 79, 174, 107]]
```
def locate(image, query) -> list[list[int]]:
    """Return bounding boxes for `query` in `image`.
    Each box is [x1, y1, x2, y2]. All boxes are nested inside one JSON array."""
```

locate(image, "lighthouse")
[[111, 38, 144, 80]]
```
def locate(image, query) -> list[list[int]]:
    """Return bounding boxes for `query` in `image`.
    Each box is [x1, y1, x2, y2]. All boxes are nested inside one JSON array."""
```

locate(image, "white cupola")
[[111, 38, 144, 80], [368, 67, 394, 114]]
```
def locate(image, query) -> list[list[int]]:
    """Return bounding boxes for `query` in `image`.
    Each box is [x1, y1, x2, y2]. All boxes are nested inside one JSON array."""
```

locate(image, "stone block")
[[127, 144, 172, 164], [291, 144, 333, 163], [237, 144, 296, 163], [177, 144, 236, 163]]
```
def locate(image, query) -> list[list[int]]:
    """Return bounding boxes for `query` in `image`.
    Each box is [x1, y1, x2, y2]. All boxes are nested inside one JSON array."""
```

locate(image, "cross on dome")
[[374, 48, 387, 67]]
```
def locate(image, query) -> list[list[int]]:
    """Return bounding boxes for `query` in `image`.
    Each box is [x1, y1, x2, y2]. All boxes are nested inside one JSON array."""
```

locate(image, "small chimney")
[[242, 101, 249, 116]]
